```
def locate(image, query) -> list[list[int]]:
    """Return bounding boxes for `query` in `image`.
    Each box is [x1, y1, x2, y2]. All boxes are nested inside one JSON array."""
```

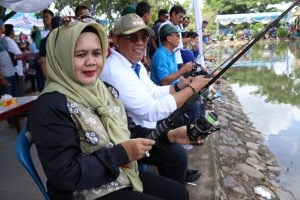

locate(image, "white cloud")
[[231, 84, 300, 139]]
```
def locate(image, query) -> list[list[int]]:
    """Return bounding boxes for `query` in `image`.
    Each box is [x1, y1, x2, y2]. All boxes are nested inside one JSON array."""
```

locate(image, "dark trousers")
[[138, 144, 187, 185], [36, 62, 45, 92], [0, 75, 17, 96], [99, 172, 189, 200], [16, 75, 25, 97], [25, 74, 36, 92]]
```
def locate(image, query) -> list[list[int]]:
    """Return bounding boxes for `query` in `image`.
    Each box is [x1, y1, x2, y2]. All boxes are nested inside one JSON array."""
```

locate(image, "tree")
[[1, 0, 180, 29], [52, 0, 176, 29], [0, 6, 16, 22]]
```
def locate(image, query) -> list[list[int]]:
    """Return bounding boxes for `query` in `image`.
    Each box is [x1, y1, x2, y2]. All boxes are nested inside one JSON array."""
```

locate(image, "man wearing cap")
[[158, 5, 191, 70], [0, 19, 17, 96], [151, 23, 192, 86], [100, 13, 209, 184]]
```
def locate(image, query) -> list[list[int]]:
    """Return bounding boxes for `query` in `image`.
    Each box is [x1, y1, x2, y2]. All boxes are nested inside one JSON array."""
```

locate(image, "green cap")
[[113, 13, 154, 35], [159, 23, 179, 39], [121, 5, 136, 16]]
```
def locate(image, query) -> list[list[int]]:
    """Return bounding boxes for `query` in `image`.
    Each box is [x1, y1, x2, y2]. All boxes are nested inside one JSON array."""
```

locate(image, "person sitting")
[[151, 24, 205, 128], [180, 31, 195, 65], [27, 19, 189, 200], [151, 24, 193, 85], [100, 13, 210, 184]]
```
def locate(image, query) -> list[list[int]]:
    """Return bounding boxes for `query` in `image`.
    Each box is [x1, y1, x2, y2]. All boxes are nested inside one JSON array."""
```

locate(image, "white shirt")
[[29, 41, 39, 53], [100, 49, 177, 128], [40, 29, 50, 39], [4, 36, 24, 76]]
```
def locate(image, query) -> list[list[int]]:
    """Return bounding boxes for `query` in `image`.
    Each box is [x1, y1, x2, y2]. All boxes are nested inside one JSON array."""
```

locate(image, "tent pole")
[[193, 0, 206, 68], [217, 20, 219, 37]]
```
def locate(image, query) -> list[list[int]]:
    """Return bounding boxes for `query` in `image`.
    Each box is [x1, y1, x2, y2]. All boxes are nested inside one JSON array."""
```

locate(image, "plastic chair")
[[15, 127, 50, 200]]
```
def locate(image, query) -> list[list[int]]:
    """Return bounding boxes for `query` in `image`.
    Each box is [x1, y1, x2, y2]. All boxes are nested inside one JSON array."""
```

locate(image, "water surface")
[[213, 40, 300, 198]]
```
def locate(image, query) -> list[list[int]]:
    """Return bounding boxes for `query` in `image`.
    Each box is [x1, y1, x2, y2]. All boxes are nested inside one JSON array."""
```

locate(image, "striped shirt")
[[0, 39, 17, 77]]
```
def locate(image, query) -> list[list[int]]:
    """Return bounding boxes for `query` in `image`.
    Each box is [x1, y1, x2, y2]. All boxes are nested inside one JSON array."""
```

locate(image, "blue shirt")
[[180, 49, 195, 64], [151, 45, 178, 85]]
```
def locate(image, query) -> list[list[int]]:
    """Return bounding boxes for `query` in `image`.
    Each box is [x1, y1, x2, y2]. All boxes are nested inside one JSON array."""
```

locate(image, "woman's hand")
[[121, 138, 155, 161]]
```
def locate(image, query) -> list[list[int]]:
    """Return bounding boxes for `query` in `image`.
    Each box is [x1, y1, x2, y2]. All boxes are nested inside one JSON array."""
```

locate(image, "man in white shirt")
[[159, 5, 192, 69], [101, 13, 210, 184], [4, 24, 25, 96], [0, 19, 17, 97]]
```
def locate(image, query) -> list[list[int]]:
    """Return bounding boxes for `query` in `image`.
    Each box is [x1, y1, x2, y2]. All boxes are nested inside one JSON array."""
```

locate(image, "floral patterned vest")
[[67, 86, 136, 200]]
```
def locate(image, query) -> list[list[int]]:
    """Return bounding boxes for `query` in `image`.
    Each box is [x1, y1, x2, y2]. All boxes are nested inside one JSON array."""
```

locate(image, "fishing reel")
[[187, 111, 220, 141], [202, 87, 223, 103], [191, 59, 204, 77], [191, 56, 211, 77]]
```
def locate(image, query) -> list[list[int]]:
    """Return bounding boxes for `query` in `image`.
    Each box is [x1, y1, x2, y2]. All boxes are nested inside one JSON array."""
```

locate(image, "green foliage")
[[235, 23, 245, 31], [276, 26, 288, 38], [51, 0, 176, 29], [0, 0, 293, 32], [251, 22, 265, 38], [223, 41, 300, 106]]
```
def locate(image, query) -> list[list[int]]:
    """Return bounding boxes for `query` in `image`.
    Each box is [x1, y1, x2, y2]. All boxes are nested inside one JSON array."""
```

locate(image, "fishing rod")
[[199, 1, 300, 80], [147, 0, 300, 141], [206, 0, 300, 88]]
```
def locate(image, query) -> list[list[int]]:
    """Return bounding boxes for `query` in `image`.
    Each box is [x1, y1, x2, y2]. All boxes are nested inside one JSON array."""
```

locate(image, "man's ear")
[[166, 35, 172, 42], [113, 35, 119, 48]]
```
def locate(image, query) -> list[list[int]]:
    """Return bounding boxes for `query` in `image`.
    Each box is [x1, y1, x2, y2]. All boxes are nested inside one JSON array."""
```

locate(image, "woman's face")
[[73, 32, 103, 85]]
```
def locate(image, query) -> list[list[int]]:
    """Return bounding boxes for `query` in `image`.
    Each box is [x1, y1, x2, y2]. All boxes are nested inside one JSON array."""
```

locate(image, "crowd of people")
[[1, 2, 220, 200]]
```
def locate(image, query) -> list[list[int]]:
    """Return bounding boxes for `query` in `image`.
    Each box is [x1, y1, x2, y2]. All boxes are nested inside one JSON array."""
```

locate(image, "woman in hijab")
[[27, 20, 189, 200]]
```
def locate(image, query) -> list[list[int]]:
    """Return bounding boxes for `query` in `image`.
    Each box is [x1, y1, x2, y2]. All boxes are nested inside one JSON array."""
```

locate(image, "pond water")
[[213, 40, 300, 198]]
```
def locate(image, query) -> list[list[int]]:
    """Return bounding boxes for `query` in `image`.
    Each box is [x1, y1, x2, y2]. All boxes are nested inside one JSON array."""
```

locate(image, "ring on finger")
[[145, 150, 150, 157]]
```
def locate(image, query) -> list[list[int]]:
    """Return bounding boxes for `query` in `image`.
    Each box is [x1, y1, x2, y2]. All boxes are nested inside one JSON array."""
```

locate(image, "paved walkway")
[[0, 118, 46, 200]]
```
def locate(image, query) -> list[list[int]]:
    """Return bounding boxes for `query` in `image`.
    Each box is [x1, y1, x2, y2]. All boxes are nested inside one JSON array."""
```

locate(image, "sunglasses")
[[121, 33, 150, 43], [55, 15, 97, 46]]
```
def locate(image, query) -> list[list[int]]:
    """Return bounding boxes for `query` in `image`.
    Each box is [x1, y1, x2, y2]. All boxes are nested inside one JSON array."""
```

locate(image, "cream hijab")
[[44, 22, 143, 192]]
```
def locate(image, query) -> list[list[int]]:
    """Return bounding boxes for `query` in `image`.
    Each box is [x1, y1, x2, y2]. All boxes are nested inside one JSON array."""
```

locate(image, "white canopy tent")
[[4, 12, 43, 27], [0, 0, 53, 13], [215, 12, 291, 35]]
